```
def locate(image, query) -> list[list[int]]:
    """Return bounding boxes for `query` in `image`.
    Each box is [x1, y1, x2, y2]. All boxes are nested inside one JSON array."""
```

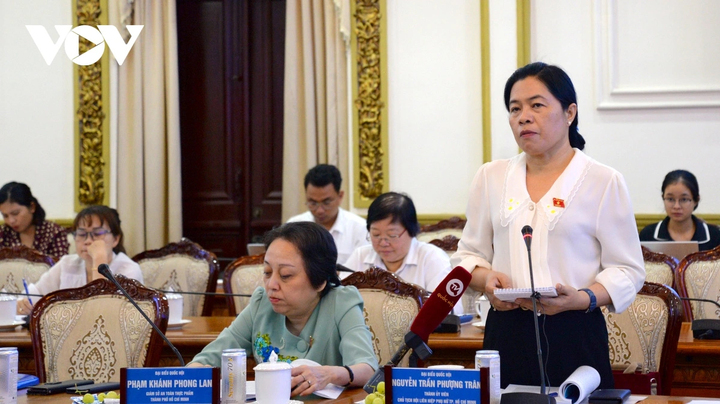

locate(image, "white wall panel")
[[386, 0, 481, 214], [489, 0, 521, 161], [595, 0, 720, 109], [0, 1, 75, 219], [533, 0, 720, 214]]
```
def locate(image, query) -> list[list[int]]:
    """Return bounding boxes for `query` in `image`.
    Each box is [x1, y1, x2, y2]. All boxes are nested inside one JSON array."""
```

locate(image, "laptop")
[[640, 241, 699, 260], [246, 243, 266, 256]]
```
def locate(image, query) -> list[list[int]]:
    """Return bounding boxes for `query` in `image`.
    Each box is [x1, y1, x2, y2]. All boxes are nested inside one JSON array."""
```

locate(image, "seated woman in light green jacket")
[[188, 222, 378, 397]]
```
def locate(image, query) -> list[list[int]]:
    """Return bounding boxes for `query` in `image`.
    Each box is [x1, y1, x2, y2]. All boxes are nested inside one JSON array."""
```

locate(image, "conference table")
[[10, 389, 713, 403], [426, 322, 720, 398], [15, 388, 367, 403], [3, 318, 720, 398]]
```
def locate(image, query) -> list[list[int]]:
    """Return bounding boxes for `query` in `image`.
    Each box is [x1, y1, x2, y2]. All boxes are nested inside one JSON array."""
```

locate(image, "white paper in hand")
[[291, 359, 344, 399]]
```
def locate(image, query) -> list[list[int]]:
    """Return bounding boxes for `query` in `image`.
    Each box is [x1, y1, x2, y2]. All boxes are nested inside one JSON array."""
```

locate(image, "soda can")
[[475, 350, 500, 404], [0, 347, 18, 404], [221, 348, 246, 404]]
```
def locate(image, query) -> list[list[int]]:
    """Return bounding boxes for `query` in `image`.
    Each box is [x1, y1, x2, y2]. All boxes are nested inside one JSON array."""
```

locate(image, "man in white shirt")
[[287, 164, 368, 263]]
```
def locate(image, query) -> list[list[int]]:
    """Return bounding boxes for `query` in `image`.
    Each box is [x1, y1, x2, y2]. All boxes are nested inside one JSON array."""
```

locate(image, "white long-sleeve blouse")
[[451, 149, 645, 313]]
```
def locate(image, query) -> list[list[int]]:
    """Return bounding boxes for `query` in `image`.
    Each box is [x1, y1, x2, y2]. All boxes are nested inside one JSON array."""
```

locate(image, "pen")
[[22, 279, 33, 305]]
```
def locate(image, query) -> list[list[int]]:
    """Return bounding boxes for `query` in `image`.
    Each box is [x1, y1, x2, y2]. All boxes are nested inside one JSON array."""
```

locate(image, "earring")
[[568, 122, 572, 126]]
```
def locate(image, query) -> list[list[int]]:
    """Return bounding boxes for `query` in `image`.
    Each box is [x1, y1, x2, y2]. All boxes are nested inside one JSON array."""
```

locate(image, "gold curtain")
[[282, 0, 350, 222], [112, 0, 182, 256]]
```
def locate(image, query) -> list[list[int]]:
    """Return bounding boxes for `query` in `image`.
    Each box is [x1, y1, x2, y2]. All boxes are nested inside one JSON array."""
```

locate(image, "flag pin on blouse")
[[553, 198, 565, 208]]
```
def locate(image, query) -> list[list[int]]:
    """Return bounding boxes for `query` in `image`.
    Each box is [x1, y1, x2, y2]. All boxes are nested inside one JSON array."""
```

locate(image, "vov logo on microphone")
[[446, 279, 464, 297], [26, 25, 143, 66]]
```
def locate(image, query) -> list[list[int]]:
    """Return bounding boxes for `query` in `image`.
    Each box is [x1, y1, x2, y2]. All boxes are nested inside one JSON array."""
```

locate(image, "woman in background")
[[0, 182, 69, 257], [17, 205, 142, 314], [639, 170, 720, 251], [188, 222, 377, 397], [343, 192, 461, 312]]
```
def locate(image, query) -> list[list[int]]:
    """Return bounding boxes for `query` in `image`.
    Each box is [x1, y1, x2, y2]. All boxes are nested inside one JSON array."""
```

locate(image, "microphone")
[[336, 264, 355, 273], [363, 266, 472, 393], [679, 297, 720, 340], [0, 291, 43, 298], [522, 225, 533, 250], [520, 225, 532, 249], [501, 226, 556, 404], [98, 264, 186, 366]]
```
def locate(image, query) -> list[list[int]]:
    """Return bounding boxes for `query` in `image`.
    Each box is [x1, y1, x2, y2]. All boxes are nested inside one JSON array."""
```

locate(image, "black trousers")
[[483, 306, 614, 389]]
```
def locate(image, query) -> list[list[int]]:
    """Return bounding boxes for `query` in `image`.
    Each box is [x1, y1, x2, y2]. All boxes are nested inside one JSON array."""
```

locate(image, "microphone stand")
[[363, 331, 432, 393], [501, 226, 555, 404], [157, 289, 252, 298], [98, 265, 186, 366]]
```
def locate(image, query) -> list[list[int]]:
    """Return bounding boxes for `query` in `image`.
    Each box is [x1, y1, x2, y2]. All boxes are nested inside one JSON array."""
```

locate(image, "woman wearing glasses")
[[17, 205, 142, 314], [343, 192, 462, 312], [640, 170, 720, 251]]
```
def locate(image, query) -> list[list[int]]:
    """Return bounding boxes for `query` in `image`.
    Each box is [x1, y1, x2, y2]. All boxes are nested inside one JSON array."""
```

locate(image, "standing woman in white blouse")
[[451, 62, 645, 389]]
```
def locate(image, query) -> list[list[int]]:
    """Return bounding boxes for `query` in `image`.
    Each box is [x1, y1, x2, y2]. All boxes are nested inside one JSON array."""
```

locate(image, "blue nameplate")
[[120, 367, 219, 404], [386, 367, 481, 404]]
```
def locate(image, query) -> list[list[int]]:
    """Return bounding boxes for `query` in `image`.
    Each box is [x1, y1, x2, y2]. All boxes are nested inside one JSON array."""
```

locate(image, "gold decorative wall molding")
[[351, 0, 389, 208], [20, 214, 720, 232], [516, 0, 531, 67], [416, 213, 720, 233], [480, 0, 491, 163], [73, 0, 111, 210]]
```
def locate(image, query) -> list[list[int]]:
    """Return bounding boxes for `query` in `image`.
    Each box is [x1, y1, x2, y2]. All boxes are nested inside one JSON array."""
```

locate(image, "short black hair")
[[263, 222, 340, 297], [0, 182, 46, 226], [304, 164, 342, 193], [662, 170, 700, 211], [366, 192, 420, 237], [504, 62, 585, 150]]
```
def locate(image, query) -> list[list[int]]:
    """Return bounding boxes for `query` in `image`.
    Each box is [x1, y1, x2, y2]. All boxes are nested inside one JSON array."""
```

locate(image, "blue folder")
[[18, 373, 39, 389]]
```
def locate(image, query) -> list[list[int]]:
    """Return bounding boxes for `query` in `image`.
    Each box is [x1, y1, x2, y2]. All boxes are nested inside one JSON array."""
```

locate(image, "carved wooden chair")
[[416, 217, 466, 242], [30, 275, 167, 383], [0, 245, 55, 294], [642, 246, 678, 289], [223, 254, 265, 316], [428, 235, 460, 256], [132, 240, 219, 317], [341, 267, 428, 367], [676, 245, 720, 321], [602, 282, 683, 395]]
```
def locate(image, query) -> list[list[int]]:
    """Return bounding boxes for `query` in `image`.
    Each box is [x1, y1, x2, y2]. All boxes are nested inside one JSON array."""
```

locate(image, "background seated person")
[[287, 164, 368, 263], [188, 222, 378, 397], [0, 181, 69, 257], [18, 205, 142, 314], [343, 192, 462, 313], [640, 169, 720, 251]]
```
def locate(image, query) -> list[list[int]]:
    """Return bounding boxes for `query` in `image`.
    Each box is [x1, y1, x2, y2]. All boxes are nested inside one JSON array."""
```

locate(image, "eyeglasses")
[[367, 229, 407, 244], [663, 197, 693, 206], [74, 228, 112, 241], [306, 198, 337, 210]]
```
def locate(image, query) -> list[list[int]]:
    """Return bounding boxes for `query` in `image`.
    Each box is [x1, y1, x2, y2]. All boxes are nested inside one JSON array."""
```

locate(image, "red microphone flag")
[[410, 266, 472, 341]]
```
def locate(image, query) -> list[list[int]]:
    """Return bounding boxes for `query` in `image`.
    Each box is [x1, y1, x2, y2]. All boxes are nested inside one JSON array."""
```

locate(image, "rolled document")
[[558, 365, 600, 403]]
